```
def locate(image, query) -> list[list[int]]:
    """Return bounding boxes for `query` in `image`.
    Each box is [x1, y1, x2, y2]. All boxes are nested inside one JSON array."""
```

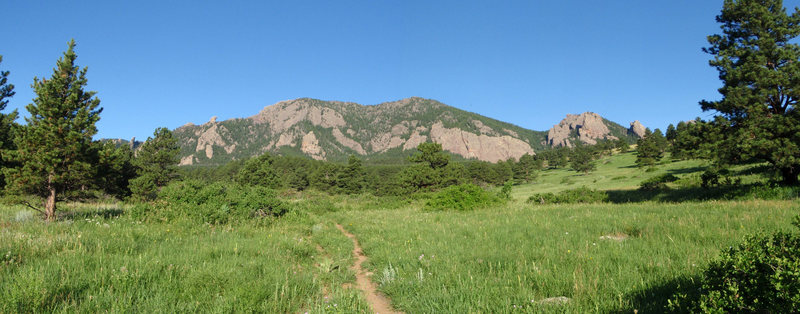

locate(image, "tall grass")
[[331, 200, 799, 313], [0, 203, 370, 312]]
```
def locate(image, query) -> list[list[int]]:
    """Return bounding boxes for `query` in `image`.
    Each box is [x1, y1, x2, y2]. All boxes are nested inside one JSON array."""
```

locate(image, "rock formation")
[[173, 97, 648, 165], [629, 120, 647, 138], [546, 112, 618, 147]]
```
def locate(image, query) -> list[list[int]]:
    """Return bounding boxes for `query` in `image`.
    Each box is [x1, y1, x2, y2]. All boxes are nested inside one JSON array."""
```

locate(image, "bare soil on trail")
[[336, 224, 402, 314]]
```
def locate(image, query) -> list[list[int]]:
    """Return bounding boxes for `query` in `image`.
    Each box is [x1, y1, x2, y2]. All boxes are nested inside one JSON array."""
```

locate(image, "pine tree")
[[512, 153, 541, 183], [94, 141, 136, 199], [129, 127, 180, 200], [614, 138, 630, 153], [4, 40, 102, 220], [409, 142, 450, 169], [0, 55, 19, 189], [702, 0, 800, 184], [636, 129, 666, 168], [570, 144, 596, 174], [336, 155, 366, 194]]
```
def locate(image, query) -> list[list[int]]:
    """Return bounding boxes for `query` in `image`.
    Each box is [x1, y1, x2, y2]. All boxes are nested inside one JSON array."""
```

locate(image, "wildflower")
[[418, 254, 424, 261]]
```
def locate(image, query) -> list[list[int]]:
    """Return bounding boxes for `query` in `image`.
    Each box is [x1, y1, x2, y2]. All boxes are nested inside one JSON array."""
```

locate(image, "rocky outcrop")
[[332, 128, 366, 154], [195, 123, 236, 159], [179, 155, 195, 166], [402, 128, 428, 151], [250, 98, 347, 133], [429, 122, 534, 162], [546, 112, 618, 147], [171, 97, 552, 165], [301, 131, 325, 160], [629, 120, 646, 138]]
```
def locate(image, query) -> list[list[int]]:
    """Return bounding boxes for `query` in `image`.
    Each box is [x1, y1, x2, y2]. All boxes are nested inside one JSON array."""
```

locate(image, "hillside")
[[170, 97, 646, 166], [174, 97, 550, 165]]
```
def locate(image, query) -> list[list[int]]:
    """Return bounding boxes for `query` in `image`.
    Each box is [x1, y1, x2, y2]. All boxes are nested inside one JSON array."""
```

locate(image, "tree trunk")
[[780, 166, 799, 186], [45, 187, 57, 221]]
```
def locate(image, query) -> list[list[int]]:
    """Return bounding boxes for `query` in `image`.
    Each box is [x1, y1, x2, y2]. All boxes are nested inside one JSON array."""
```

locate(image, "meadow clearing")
[[1, 153, 798, 313]]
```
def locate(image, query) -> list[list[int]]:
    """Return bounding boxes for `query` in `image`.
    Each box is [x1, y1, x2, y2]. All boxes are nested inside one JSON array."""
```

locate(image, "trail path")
[[335, 224, 402, 314]]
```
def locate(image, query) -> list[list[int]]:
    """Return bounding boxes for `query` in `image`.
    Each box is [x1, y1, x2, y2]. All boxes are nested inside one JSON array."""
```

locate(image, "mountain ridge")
[[139, 97, 645, 165]]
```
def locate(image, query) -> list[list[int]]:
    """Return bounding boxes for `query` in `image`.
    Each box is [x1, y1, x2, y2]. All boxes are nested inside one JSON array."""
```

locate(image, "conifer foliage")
[[4, 40, 102, 220], [636, 129, 667, 168], [702, 0, 800, 184], [129, 127, 180, 200], [0, 55, 19, 189]]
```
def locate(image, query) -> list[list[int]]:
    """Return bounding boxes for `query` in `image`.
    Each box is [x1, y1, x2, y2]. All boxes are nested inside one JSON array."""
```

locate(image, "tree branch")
[[21, 201, 45, 216]]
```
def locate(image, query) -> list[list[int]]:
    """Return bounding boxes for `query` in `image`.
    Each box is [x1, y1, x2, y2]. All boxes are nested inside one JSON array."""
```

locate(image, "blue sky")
[[3, 1, 798, 141]]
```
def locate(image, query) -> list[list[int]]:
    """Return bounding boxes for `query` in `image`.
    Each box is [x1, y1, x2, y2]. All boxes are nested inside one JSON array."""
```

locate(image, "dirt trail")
[[336, 224, 402, 314]]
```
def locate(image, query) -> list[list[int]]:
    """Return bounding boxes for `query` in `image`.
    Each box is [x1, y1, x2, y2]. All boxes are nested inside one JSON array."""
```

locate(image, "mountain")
[[168, 98, 646, 165], [173, 97, 550, 165], [544, 112, 643, 148]]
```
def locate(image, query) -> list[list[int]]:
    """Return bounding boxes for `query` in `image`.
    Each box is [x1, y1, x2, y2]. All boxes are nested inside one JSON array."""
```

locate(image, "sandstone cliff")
[[173, 97, 547, 165], [545, 112, 643, 148]]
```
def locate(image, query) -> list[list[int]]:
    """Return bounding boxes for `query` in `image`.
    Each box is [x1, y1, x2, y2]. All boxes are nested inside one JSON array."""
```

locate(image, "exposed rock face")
[[195, 123, 236, 159], [332, 128, 366, 154], [301, 131, 325, 160], [179, 155, 195, 166], [546, 112, 618, 147], [629, 120, 646, 138], [172, 97, 550, 165], [429, 122, 535, 162], [250, 98, 346, 132], [402, 128, 428, 151]]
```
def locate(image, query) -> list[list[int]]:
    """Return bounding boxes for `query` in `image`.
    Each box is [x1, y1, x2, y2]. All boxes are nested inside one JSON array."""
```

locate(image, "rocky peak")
[[546, 112, 617, 147], [629, 120, 646, 138]]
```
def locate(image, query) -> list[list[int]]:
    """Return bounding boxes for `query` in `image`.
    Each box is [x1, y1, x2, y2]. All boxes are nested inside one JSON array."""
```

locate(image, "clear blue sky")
[[3, 1, 798, 141]]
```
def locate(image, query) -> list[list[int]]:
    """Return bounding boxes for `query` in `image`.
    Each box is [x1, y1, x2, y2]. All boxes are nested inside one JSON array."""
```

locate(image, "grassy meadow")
[[1, 153, 798, 312]]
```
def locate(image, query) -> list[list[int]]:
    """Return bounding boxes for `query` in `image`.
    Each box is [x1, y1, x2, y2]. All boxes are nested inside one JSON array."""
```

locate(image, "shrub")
[[700, 167, 740, 188], [498, 181, 513, 200], [639, 173, 679, 191], [129, 180, 289, 224], [670, 223, 800, 312], [423, 184, 503, 211], [527, 186, 608, 205]]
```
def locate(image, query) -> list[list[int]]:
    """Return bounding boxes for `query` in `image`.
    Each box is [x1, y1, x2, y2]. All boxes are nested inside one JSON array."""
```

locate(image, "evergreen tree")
[[4, 40, 102, 220], [512, 153, 541, 183], [665, 123, 677, 149], [309, 163, 342, 192], [0, 55, 19, 190], [570, 144, 596, 174], [409, 142, 449, 169], [336, 155, 365, 194], [94, 141, 136, 199], [129, 127, 179, 200], [236, 152, 283, 189], [0, 55, 13, 109], [702, 0, 800, 184], [614, 137, 630, 153], [636, 129, 666, 168]]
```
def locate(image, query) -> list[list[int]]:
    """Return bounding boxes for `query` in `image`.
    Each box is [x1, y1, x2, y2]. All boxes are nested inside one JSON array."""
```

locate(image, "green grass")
[[1, 153, 796, 312], [330, 200, 799, 313], [0, 203, 370, 313], [511, 152, 772, 201]]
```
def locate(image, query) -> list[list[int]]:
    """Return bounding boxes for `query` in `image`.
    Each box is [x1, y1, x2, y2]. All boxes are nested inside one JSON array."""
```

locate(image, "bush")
[[129, 180, 289, 224], [423, 184, 503, 211], [670, 222, 800, 312], [527, 186, 608, 205], [498, 181, 513, 200], [639, 173, 679, 191]]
